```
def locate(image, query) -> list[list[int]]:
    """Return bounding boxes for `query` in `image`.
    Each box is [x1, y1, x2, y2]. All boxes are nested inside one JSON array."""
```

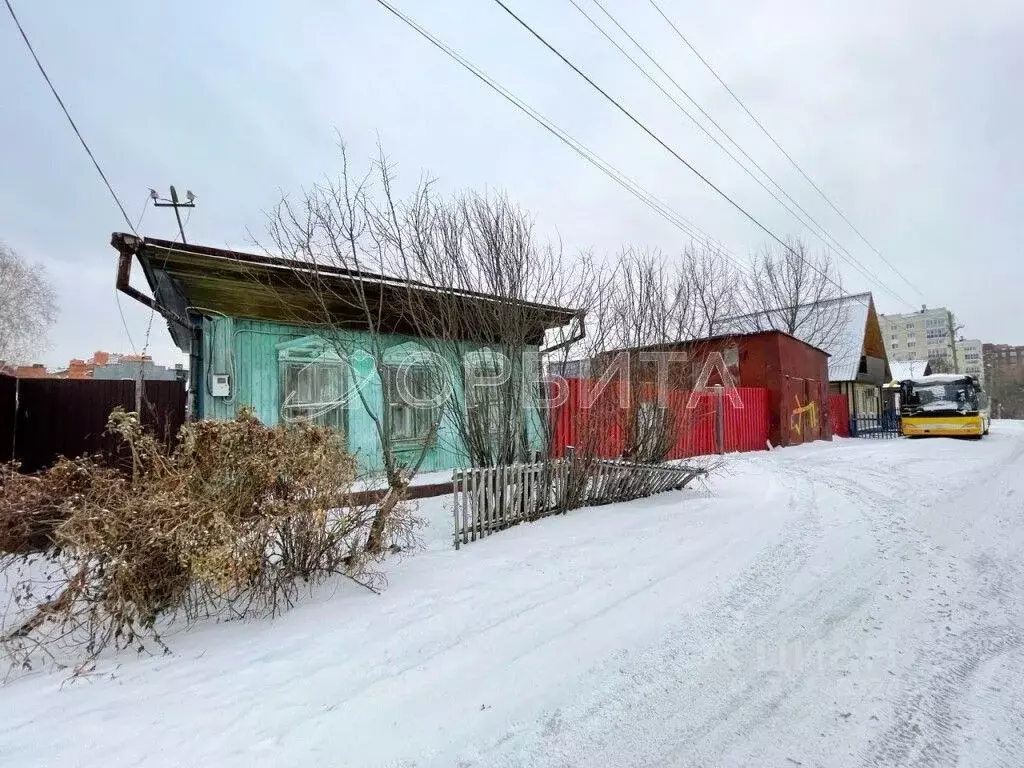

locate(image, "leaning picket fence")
[[451, 456, 707, 549]]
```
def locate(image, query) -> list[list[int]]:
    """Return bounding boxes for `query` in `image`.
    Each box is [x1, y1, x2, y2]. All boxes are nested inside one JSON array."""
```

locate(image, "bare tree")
[[583, 247, 729, 464], [257, 142, 600, 544], [736, 238, 849, 351], [680, 242, 741, 338], [0, 243, 58, 365], [260, 144, 443, 553], [382, 188, 601, 467]]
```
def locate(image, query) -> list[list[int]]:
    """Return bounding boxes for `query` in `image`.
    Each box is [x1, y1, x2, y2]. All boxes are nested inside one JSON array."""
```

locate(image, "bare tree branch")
[[736, 238, 849, 352], [0, 243, 58, 365]]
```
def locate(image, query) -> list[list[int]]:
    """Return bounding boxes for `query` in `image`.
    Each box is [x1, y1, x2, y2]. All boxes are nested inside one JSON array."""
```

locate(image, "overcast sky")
[[2, 0, 1022, 368]]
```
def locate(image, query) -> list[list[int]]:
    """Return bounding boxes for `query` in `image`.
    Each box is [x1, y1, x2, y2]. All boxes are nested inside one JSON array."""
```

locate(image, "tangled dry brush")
[[0, 409, 421, 671]]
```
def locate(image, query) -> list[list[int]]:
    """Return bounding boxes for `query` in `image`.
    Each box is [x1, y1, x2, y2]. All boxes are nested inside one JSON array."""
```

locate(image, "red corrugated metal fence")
[[550, 379, 771, 459], [829, 393, 850, 437]]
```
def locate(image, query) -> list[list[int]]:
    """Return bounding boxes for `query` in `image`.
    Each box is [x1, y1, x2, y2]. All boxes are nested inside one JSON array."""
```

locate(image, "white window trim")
[[276, 335, 349, 430]]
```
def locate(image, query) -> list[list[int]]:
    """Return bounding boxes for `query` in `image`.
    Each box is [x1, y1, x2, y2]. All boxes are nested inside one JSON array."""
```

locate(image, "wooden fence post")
[[452, 473, 461, 551], [564, 446, 576, 512]]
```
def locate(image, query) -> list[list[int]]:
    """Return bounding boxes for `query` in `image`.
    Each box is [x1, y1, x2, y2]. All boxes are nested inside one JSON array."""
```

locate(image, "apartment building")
[[878, 305, 958, 371], [983, 343, 1024, 418], [956, 338, 985, 388]]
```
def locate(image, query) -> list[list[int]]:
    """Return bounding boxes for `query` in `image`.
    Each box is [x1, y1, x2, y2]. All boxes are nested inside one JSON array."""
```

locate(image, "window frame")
[[382, 363, 442, 446], [277, 337, 349, 432]]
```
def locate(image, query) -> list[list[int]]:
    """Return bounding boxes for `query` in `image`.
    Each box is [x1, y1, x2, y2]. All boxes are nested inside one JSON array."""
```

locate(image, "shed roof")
[[712, 293, 873, 382], [112, 234, 580, 352], [598, 328, 830, 359]]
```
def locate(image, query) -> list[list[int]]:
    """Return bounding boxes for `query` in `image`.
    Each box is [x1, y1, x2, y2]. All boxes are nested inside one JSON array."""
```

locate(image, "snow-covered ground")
[[4, 423, 1024, 767]]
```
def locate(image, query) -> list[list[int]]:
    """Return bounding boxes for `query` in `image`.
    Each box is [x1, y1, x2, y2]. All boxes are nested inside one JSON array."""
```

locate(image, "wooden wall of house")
[[197, 316, 544, 474]]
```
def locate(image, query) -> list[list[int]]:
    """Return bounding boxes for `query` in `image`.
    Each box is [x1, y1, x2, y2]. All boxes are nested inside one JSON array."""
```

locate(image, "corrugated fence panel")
[[549, 377, 578, 458], [829, 393, 851, 437], [670, 391, 716, 459], [724, 387, 771, 452], [552, 378, 627, 459], [551, 382, 772, 460], [141, 379, 188, 447], [15, 378, 134, 473], [0, 374, 16, 463], [12, 378, 186, 473]]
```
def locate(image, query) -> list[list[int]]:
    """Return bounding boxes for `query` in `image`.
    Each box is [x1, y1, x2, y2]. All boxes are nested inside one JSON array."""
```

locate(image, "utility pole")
[[152, 185, 196, 244], [133, 185, 196, 414], [948, 312, 964, 373]]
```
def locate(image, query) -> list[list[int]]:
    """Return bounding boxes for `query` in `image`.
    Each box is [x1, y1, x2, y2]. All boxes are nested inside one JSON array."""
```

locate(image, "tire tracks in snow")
[[483, 436, 1024, 768], [856, 437, 1024, 767], [471, 462, 828, 767]]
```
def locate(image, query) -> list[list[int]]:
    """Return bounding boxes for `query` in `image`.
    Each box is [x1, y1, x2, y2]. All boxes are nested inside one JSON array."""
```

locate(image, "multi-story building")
[[983, 343, 1024, 418], [879, 305, 958, 372], [956, 338, 985, 388]]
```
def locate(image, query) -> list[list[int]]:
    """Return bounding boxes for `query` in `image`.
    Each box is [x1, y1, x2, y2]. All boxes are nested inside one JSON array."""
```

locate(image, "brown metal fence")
[[0, 374, 15, 464], [0, 374, 186, 473]]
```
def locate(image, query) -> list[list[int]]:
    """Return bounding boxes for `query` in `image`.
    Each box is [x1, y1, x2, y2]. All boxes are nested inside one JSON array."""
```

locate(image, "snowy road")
[[4, 425, 1024, 767]]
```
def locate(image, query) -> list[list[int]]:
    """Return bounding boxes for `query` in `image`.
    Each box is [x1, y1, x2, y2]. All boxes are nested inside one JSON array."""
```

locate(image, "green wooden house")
[[112, 234, 579, 473]]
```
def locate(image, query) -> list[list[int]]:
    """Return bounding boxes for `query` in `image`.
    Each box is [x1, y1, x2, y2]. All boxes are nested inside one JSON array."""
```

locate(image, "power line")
[[369, 0, 750, 276], [142, 206, 193, 357], [115, 190, 159, 356], [486, 0, 870, 308], [134, 193, 152, 234], [569, 0, 913, 310], [376, 0, 870, 314], [4, 0, 136, 234], [647, 0, 925, 301], [6, 0, 150, 360], [115, 289, 139, 355]]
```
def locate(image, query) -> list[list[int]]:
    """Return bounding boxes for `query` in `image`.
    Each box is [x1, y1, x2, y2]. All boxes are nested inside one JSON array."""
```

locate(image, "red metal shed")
[[653, 330, 831, 447]]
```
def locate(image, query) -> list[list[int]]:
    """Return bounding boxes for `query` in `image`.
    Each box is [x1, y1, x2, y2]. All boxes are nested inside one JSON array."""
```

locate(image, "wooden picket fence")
[[451, 456, 707, 548]]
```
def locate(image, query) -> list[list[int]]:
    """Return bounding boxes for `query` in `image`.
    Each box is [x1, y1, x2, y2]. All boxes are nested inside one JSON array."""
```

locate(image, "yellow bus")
[[899, 374, 989, 439]]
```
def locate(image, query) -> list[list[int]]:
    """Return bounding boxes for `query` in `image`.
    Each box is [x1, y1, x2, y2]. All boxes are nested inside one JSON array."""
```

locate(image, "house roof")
[[712, 293, 873, 382], [112, 234, 581, 352], [596, 328, 831, 359], [889, 360, 931, 381]]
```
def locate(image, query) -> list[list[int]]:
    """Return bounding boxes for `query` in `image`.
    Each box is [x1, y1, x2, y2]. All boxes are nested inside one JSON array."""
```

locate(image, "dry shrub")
[[2, 408, 420, 671], [0, 459, 92, 554]]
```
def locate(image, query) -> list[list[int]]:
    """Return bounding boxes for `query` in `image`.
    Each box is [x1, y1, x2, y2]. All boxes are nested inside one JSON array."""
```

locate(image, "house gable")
[[862, 298, 887, 361]]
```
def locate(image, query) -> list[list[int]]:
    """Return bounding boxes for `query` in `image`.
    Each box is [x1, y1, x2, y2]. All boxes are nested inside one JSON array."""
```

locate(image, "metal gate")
[[850, 412, 901, 439]]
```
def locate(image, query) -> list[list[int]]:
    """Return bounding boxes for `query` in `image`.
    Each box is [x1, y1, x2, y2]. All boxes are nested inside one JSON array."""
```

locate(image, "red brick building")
[[983, 343, 1024, 418], [2, 351, 179, 381]]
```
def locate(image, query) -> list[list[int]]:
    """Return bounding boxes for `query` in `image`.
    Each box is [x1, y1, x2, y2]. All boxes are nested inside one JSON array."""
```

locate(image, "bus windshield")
[[899, 376, 980, 416]]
